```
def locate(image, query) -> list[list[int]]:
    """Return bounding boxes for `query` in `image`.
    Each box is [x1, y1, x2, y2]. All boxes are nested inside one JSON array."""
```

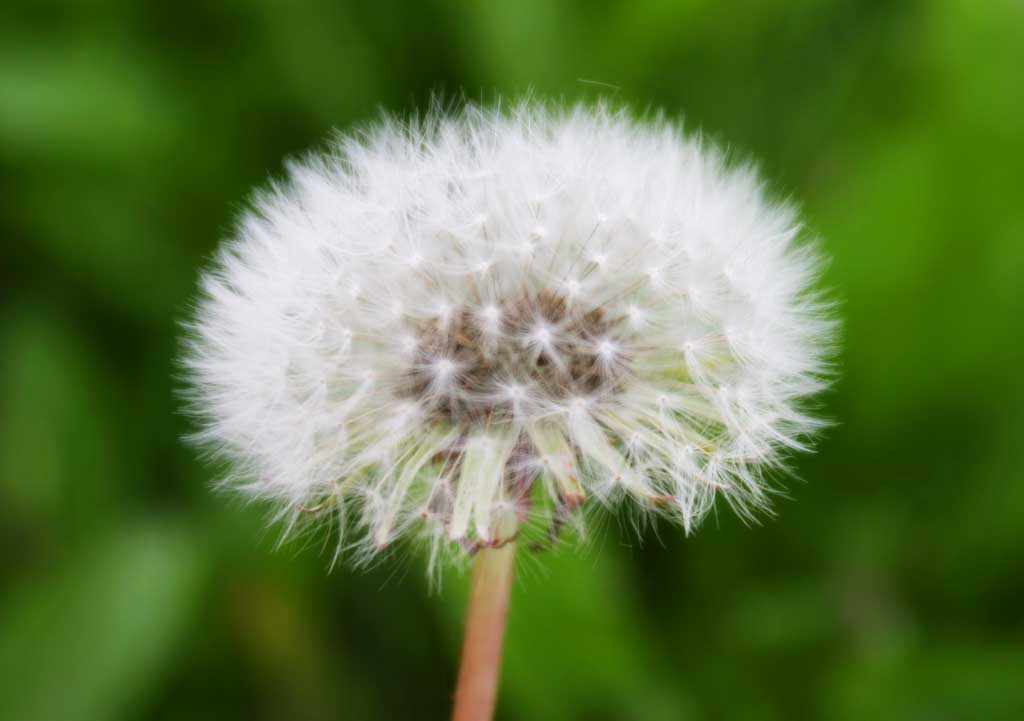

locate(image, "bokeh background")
[[2, 1, 1023, 719]]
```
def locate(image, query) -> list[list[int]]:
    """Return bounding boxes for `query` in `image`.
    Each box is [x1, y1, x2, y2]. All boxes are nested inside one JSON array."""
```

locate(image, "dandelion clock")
[[183, 102, 834, 720]]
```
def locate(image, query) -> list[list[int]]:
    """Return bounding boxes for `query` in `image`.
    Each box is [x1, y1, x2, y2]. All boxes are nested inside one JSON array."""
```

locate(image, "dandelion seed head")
[[183, 101, 834, 570]]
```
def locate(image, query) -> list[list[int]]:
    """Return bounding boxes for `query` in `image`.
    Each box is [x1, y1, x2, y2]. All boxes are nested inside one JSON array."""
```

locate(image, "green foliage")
[[0, 524, 206, 721], [1, 1, 1021, 719]]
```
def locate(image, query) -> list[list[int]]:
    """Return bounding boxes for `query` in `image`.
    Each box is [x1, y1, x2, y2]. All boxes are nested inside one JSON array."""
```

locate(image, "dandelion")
[[183, 101, 833, 720]]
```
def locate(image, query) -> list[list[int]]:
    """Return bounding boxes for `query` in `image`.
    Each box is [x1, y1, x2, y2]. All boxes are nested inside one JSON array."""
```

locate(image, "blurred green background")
[[2, 1, 1023, 719]]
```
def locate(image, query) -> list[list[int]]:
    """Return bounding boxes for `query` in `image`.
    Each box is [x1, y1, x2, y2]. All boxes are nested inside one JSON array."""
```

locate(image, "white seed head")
[[183, 102, 834, 569]]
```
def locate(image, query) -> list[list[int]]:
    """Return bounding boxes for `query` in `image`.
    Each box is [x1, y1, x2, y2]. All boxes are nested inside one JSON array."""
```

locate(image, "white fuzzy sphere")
[[185, 102, 833, 568]]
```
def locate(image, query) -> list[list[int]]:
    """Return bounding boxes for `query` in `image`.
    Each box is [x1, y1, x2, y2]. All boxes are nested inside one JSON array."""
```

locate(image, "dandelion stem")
[[451, 532, 516, 721]]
